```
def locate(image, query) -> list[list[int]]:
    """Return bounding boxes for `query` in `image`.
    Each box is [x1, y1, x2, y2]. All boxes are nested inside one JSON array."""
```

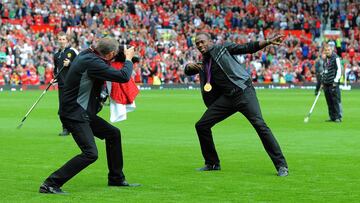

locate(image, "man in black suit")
[[40, 37, 140, 194], [185, 32, 288, 176]]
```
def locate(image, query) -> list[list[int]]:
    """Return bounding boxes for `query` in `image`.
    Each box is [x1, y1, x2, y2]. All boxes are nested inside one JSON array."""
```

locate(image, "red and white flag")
[[107, 61, 139, 122]]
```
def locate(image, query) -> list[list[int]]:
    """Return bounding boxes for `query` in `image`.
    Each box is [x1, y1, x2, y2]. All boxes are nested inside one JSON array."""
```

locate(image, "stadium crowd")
[[0, 0, 359, 86]]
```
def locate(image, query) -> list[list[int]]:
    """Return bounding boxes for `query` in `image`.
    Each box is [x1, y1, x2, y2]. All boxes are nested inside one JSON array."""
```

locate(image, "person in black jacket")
[[185, 32, 288, 176], [39, 37, 140, 194], [322, 44, 342, 122], [53, 32, 78, 136]]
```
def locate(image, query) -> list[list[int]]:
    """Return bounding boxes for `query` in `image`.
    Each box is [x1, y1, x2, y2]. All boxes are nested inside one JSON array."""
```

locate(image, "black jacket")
[[322, 53, 342, 85], [54, 46, 78, 87], [60, 48, 133, 122], [185, 42, 261, 107]]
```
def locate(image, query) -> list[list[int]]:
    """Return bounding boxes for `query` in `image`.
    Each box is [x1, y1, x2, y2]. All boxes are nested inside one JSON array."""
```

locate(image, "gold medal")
[[204, 83, 212, 92]]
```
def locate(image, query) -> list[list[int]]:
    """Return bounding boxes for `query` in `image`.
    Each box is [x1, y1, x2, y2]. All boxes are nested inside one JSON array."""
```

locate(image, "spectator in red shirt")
[[0, 72, 5, 86]]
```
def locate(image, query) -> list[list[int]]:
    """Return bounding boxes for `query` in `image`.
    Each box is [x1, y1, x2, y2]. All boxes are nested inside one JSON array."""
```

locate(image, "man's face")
[[321, 53, 326, 59], [104, 50, 118, 61], [58, 36, 68, 49], [324, 46, 332, 58], [195, 34, 211, 55]]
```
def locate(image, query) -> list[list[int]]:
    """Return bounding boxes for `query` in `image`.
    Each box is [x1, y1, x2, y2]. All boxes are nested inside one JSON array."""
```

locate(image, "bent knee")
[[111, 128, 121, 140], [195, 120, 209, 131], [103, 128, 121, 144], [85, 150, 98, 162], [195, 121, 202, 130]]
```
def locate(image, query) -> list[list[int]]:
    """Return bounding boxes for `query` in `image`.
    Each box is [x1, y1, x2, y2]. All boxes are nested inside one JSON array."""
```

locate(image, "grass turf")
[[0, 89, 359, 202]]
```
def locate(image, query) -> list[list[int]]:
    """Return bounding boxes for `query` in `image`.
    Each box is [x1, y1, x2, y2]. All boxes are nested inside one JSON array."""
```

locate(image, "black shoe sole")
[[39, 188, 48, 193], [39, 188, 67, 194], [196, 168, 221, 171], [39, 184, 67, 194], [108, 183, 141, 187]]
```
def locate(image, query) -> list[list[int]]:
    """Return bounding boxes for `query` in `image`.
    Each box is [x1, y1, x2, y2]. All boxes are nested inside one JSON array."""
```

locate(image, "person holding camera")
[[39, 37, 140, 194]]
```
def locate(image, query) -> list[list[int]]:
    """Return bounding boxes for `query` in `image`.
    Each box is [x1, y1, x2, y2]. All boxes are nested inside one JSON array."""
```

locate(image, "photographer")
[[39, 37, 140, 194]]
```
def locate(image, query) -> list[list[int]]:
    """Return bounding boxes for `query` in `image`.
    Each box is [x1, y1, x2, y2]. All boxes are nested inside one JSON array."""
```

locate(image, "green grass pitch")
[[0, 89, 359, 202]]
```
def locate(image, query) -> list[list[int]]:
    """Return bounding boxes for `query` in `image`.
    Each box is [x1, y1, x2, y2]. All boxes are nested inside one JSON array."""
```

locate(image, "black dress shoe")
[[197, 164, 221, 171], [108, 180, 141, 187], [325, 119, 342, 123], [39, 183, 67, 194], [277, 167, 289, 177]]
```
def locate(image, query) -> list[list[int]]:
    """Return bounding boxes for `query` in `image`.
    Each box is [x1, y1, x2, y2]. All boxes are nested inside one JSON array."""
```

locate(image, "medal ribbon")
[[206, 59, 212, 84]]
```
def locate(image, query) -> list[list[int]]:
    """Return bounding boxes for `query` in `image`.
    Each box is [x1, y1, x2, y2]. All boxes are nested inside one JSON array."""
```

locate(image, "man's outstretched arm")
[[226, 34, 285, 55]]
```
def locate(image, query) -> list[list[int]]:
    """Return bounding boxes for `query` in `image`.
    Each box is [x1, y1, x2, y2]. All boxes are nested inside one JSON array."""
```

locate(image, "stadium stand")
[[0, 0, 359, 86]]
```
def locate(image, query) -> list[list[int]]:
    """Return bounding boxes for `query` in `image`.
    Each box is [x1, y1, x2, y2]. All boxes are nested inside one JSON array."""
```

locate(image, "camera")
[[114, 45, 141, 63], [97, 85, 109, 113]]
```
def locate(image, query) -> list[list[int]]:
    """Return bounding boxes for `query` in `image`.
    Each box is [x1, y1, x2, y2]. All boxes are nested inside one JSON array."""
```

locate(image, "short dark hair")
[[95, 37, 119, 55], [196, 32, 211, 40], [57, 32, 69, 40]]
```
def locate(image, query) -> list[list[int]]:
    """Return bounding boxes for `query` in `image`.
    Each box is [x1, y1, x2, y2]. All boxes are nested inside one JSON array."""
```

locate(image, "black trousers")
[[315, 73, 322, 94], [44, 116, 125, 187], [323, 84, 342, 120], [195, 86, 287, 170], [58, 87, 67, 130]]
